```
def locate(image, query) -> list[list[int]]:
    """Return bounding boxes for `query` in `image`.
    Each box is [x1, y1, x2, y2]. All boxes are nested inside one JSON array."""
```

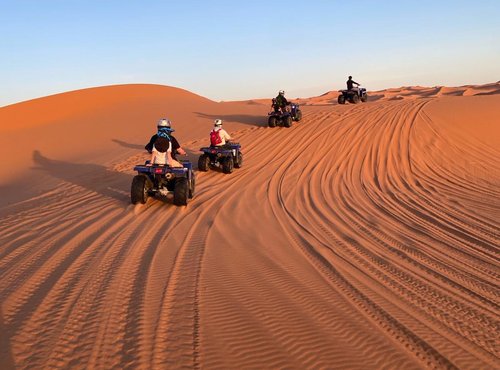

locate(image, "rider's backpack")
[[210, 129, 222, 146]]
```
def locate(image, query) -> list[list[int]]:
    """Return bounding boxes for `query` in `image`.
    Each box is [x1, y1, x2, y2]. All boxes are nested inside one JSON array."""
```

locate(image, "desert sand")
[[0, 83, 499, 369]]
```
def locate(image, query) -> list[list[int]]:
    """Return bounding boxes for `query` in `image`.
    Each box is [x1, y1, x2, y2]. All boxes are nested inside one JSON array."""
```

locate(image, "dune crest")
[[296, 81, 500, 105]]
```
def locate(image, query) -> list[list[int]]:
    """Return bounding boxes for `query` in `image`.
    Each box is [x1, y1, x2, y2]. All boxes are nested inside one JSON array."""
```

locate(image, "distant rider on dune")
[[347, 76, 360, 91], [272, 90, 289, 114]]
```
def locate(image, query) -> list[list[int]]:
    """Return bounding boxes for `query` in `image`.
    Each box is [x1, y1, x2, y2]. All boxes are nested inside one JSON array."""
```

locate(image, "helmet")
[[157, 118, 174, 131], [158, 118, 171, 128], [279, 90, 285, 95], [214, 119, 222, 127]]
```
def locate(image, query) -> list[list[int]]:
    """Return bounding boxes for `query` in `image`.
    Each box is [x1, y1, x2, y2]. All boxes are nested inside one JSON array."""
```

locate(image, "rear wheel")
[[268, 116, 277, 127], [173, 177, 189, 206], [198, 154, 210, 171], [295, 110, 302, 121], [189, 174, 195, 198], [234, 152, 243, 168], [166, 179, 175, 191], [338, 95, 346, 104], [222, 157, 234, 174], [131, 175, 151, 204], [351, 94, 360, 104], [284, 115, 292, 128]]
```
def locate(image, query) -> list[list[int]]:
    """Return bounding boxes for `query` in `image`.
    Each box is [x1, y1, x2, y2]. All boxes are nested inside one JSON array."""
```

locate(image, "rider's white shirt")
[[152, 142, 172, 165], [212, 128, 231, 146]]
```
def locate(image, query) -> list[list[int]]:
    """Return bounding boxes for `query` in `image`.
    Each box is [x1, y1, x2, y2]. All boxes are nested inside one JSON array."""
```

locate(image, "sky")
[[1, 0, 499, 106]]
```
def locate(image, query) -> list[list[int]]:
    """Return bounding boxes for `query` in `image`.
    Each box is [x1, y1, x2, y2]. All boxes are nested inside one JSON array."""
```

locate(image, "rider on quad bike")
[[132, 120, 194, 206], [199, 119, 242, 174], [347, 76, 360, 91], [145, 118, 186, 160], [272, 90, 290, 114], [338, 77, 368, 104], [210, 119, 232, 147], [146, 136, 182, 168]]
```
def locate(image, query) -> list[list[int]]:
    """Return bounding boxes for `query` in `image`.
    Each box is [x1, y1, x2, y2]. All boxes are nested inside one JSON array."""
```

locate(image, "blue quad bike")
[[268, 103, 302, 128], [338, 87, 368, 104], [131, 160, 195, 206], [198, 142, 243, 174]]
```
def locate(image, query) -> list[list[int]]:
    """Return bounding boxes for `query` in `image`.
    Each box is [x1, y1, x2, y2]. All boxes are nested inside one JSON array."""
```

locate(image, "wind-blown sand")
[[0, 84, 499, 369]]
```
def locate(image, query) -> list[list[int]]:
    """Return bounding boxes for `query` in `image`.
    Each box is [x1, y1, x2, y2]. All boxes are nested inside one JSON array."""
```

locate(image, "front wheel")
[[295, 110, 302, 121], [198, 154, 210, 171], [360, 94, 368, 103], [268, 116, 277, 127], [338, 95, 346, 104], [131, 175, 151, 204], [234, 152, 243, 168], [222, 157, 234, 174], [351, 94, 360, 104], [173, 177, 189, 206]]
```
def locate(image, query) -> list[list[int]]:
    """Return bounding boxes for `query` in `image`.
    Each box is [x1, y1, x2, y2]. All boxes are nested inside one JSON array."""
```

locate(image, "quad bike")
[[338, 87, 368, 104], [290, 103, 302, 121], [268, 107, 293, 128], [131, 160, 195, 206], [198, 142, 243, 174]]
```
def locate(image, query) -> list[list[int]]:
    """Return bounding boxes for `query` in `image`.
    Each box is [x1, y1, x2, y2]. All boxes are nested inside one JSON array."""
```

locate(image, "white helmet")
[[157, 118, 172, 129], [214, 119, 222, 127], [279, 90, 285, 95]]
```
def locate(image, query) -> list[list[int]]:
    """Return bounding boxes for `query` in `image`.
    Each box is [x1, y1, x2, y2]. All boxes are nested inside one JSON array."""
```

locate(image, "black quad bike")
[[268, 108, 293, 128], [198, 142, 243, 174], [338, 87, 368, 104], [131, 160, 195, 206]]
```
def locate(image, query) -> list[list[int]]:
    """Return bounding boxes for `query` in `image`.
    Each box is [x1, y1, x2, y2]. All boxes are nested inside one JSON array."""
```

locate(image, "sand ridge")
[[295, 81, 500, 105], [0, 84, 499, 369]]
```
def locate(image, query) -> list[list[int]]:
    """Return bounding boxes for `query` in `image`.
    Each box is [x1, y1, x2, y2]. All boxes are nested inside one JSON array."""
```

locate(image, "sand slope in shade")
[[0, 85, 499, 369]]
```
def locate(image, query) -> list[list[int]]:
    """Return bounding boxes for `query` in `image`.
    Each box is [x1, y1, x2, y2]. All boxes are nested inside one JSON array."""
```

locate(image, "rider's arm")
[[171, 136, 187, 156], [145, 134, 157, 153], [222, 129, 232, 141]]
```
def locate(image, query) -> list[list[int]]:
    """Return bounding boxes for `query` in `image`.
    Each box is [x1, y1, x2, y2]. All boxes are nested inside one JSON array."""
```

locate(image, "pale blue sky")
[[1, 0, 499, 106]]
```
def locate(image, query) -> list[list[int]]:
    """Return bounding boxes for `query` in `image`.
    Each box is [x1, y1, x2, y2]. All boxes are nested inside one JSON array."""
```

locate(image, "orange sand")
[[0, 83, 499, 369]]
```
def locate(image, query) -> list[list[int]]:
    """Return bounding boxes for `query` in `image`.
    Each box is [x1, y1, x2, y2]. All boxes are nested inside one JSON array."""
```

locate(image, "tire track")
[[1, 97, 498, 369]]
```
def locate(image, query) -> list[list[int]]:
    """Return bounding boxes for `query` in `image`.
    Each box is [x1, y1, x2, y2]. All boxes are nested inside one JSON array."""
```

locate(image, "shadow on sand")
[[194, 112, 267, 127], [32, 150, 131, 204]]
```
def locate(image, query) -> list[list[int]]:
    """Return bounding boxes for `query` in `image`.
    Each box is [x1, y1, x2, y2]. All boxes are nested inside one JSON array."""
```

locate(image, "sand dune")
[[0, 84, 268, 206], [1, 84, 499, 369], [296, 81, 500, 105]]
